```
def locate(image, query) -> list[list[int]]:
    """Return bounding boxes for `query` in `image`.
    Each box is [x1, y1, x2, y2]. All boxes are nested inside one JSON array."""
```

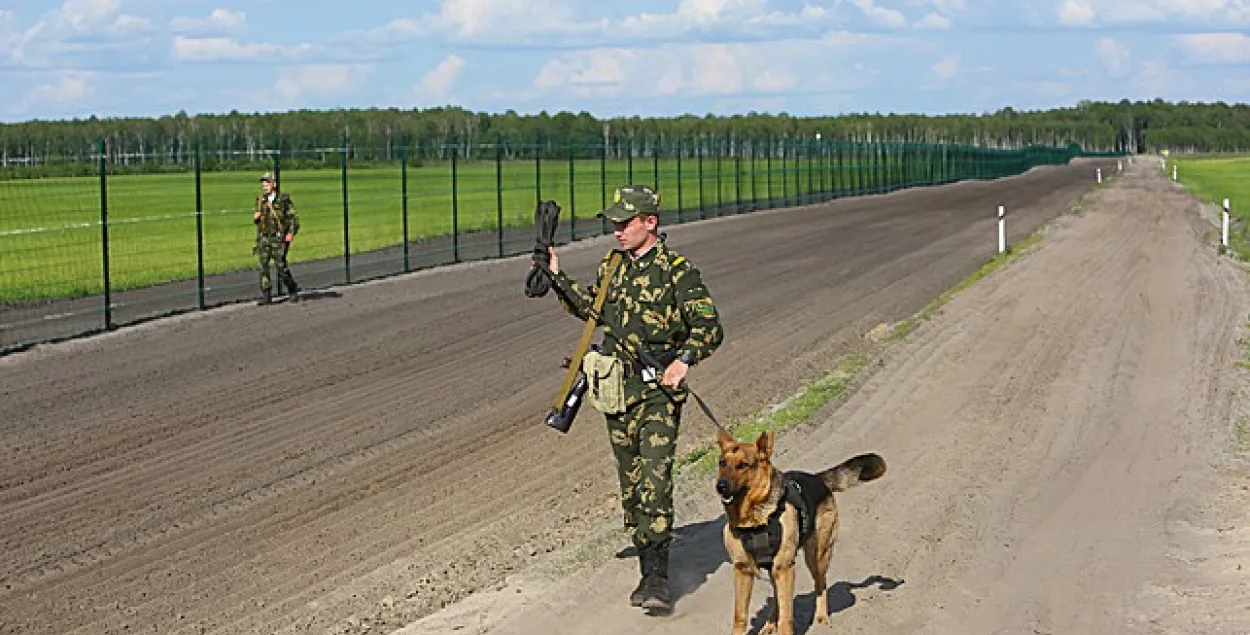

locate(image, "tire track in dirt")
[[450, 159, 1250, 635], [0, 161, 1116, 635]]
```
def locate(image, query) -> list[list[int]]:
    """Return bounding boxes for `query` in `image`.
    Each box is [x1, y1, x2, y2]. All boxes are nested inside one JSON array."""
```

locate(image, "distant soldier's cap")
[[259, 172, 275, 182], [598, 185, 661, 222]]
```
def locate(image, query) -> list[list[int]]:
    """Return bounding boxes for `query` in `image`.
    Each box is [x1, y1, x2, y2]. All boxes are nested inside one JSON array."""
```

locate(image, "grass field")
[[1171, 154, 1250, 260], [0, 147, 1042, 303]]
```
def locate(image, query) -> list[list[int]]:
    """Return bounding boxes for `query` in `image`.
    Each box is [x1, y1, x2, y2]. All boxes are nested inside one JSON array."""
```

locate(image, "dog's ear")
[[717, 427, 736, 452], [755, 429, 774, 460]]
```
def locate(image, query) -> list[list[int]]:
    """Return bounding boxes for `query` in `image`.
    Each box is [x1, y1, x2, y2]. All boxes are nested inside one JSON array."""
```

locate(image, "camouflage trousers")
[[606, 390, 683, 550], [256, 238, 298, 294]]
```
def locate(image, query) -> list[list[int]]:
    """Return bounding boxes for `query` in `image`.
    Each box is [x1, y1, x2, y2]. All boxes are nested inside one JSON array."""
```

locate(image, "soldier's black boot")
[[637, 542, 673, 614], [628, 545, 649, 607], [257, 288, 272, 306]]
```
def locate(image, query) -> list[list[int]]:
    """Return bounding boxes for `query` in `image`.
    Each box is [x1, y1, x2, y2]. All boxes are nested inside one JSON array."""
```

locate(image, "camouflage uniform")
[[549, 184, 724, 609], [254, 173, 301, 303]]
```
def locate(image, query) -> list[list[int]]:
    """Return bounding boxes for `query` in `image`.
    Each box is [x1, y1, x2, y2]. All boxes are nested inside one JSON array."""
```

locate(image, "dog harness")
[[730, 471, 828, 570]]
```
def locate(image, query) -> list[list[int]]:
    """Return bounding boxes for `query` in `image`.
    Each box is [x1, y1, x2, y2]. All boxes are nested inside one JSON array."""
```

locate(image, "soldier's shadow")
[[614, 517, 728, 605], [286, 289, 342, 303]]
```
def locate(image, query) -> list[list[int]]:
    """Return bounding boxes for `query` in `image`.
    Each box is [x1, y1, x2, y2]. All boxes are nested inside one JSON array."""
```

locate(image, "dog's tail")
[[819, 453, 886, 492]]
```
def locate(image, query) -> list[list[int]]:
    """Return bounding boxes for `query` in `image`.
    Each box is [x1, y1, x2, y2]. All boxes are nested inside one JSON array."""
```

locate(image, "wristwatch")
[[677, 350, 697, 366]]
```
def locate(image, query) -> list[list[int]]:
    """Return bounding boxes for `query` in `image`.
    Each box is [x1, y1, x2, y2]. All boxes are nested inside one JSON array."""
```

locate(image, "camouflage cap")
[[259, 171, 275, 182], [598, 185, 661, 222]]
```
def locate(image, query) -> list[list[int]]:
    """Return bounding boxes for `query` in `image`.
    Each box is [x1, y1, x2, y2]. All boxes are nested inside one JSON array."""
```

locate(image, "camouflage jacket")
[[254, 192, 300, 239], [551, 239, 724, 404]]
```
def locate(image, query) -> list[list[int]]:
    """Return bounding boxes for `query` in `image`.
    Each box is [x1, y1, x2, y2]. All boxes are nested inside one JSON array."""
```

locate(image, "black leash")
[[525, 200, 562, 297], [531, 258, 730, 434]]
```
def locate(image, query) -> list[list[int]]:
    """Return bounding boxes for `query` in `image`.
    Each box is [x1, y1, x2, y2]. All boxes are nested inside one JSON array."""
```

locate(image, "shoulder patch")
[[686, 297, 717, 319]]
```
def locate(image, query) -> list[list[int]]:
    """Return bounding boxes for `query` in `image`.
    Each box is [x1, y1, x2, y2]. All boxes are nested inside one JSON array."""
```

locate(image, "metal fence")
[[0, 136, 1101, 353]]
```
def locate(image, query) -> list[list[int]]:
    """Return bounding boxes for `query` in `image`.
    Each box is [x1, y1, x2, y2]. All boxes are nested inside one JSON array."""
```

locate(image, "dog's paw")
[[814, 612, 829, 626], [759, 622, 777, 635]]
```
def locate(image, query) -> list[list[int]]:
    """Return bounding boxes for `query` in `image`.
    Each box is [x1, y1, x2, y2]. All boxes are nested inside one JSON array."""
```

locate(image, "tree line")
[[1, 98, 1245, 177]]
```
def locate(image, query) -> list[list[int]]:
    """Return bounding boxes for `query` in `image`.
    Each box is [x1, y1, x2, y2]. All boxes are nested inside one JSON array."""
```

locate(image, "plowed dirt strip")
[[446, 160, 1250, 635], [0, 160, 1115, 635]]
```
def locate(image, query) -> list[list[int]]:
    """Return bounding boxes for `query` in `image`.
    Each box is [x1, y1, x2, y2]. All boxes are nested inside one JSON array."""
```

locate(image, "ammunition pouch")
[[582, 349, 627, 415]]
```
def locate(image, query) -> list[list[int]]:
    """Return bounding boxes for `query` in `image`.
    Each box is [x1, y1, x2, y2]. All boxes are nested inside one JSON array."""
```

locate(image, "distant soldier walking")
[[253, 172, 300, 305]]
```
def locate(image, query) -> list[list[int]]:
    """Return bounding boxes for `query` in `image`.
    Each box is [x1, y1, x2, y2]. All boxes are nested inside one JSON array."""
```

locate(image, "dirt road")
[[409, 161, 1250, 635], [1, 160, 1126, 635]]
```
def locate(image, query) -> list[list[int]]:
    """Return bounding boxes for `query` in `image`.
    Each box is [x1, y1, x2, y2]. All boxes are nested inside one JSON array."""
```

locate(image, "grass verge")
[[1170, 154, 1250, 261]]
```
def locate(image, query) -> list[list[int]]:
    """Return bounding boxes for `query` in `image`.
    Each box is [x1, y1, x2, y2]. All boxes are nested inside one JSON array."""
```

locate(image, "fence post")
[[601, 141, 609, 235], [568, 144, 576, 241], [341, 132, 351, 283], [715, 137, 723, 215], [734, 139, 742, 214], [534, 134, 543, 207], [452, 141, 460, 261], [627, 136, 634, 184], [402, 144, 411, 272], [497, 140, 505, 257], [652, 139, 659, 194], [676, 139, 684, 223], [98, 136, 112, 330], [697, 136, 705, 219], [760, 135, 770, 206], [194, 139, 205, 309]]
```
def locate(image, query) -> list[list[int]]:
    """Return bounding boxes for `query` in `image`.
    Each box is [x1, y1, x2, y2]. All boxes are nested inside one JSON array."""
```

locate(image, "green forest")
[[1, 98, 1246, 176]]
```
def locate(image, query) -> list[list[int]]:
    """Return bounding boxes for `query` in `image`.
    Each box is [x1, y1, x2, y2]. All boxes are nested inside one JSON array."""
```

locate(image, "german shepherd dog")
[[716, 429, 886, 635]]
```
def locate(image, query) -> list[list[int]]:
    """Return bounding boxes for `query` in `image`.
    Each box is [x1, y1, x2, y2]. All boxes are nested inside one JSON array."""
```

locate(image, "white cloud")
[[171, 9, 246, 35], [1058, 0, 1096, 25], [1095, 36, 1130, 75], [21, 71, 92, 110], [933, 54, 960, 78], [173, 36, 279, 61], [351, 0, 936, 49], [1173, 32, 1250, 63], [1048, 0, 1250, 27], [850, 0, 908, 27], [415, 54, 466, 100], [917, 12, 953, 28], [528, 36, 908, 100], [274, 64, 371, 102]]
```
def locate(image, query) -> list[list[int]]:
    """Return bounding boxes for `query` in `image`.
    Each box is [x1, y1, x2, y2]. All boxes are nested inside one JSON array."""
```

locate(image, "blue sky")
[[1, 0, 1249, 123]]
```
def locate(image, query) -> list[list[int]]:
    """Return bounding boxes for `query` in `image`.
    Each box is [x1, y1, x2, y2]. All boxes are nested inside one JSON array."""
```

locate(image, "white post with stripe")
[[998, 205, 1006, 254], [1223, 198, 1231, 250]]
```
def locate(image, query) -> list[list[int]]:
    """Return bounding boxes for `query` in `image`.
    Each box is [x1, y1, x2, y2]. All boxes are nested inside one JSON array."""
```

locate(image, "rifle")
[[543, 250, 623, 433]]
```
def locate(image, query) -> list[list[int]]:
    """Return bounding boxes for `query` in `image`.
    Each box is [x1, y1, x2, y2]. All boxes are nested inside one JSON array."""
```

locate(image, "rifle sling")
[[552, 251, 623, 412]]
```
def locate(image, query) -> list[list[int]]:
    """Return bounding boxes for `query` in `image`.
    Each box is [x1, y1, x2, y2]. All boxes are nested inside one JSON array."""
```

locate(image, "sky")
[[1, 0, 1249, 123]]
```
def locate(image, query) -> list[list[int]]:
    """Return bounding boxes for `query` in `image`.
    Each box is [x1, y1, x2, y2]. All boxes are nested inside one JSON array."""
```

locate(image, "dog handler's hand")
[[661, 359, 688, 389]]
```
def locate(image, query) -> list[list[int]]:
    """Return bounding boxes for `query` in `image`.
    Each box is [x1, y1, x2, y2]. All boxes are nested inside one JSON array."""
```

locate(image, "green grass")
[[0, 157, 919, 303], [1170, 154, 1250, 260]]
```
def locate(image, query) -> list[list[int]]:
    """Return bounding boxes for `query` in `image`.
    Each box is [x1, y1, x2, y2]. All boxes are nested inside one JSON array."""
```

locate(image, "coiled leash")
[[524, 200, 563, 298]]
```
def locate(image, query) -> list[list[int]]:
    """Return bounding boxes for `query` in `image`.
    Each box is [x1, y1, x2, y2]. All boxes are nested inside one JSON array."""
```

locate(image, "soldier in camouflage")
[[545, 184, 724, 612], [253, 172, 301, 305]]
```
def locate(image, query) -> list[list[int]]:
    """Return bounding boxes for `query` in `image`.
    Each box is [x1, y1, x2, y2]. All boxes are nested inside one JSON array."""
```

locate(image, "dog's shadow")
[[614, 516, 730, 607], [747, 574, 904, 634]]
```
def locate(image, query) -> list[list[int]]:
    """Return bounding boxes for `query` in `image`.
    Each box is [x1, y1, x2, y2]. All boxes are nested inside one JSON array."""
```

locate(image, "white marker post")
[[1097, 168, 1102, 184], [1118, 160, 1123, 172], [1173, 165, 1178, 181], [1223, 198, 1231, 251], [998, 205, 1006, 254]]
